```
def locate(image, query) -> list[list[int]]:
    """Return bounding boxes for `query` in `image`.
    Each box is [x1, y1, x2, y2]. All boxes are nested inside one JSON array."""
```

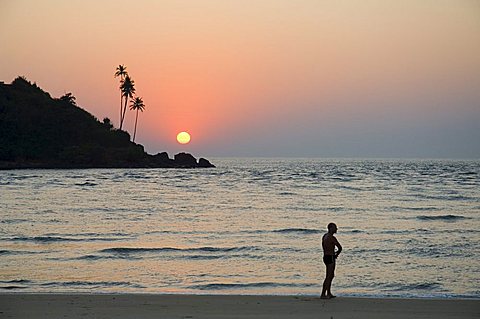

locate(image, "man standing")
[[321, 222, 342, 299]]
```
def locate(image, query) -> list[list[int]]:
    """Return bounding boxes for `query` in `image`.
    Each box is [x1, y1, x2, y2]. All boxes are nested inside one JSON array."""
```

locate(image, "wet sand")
[[1, 294, 479, 318]]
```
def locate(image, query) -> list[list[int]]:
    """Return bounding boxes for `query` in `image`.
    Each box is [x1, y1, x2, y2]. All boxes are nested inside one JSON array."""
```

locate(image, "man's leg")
[[321, 263, 334, 298], [326, 262, 336, 297], [321, 268, 328, 298]]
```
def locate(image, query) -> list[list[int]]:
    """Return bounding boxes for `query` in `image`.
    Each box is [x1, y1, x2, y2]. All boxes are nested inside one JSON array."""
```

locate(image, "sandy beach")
[[1, 294, 478, 319]]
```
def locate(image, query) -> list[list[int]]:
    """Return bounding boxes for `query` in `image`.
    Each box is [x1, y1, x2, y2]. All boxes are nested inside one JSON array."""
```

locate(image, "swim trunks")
[[323, 255, 335, 265]]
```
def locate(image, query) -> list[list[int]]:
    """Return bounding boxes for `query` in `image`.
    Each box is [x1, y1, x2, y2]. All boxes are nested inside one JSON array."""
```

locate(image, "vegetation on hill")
[[0, 77, 213, 169]]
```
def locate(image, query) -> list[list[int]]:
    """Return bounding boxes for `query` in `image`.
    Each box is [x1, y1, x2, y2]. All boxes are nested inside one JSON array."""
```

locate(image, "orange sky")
[[1, 0, 479, 157]]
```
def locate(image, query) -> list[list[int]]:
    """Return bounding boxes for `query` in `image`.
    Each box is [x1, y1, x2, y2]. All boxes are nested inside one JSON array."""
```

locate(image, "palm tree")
[[114, 65, 128, 127], [119, 75, 135, 130], [129, 96, 145, 142]]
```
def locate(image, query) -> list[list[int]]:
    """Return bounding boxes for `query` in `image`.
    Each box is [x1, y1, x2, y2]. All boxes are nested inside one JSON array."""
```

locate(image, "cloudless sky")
[[1, 0, 479, 158]]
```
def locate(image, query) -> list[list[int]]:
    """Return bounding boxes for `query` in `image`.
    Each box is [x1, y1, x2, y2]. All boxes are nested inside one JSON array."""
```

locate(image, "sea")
[[1, 158, 479, 298]]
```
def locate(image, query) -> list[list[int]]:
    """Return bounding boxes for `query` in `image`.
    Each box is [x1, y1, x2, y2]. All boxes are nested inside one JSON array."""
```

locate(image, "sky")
[[1, 0, 479, 158]]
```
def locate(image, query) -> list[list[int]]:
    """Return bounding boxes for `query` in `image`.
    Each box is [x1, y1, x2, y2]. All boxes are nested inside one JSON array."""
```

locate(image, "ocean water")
[[1, 158, 479, 298]]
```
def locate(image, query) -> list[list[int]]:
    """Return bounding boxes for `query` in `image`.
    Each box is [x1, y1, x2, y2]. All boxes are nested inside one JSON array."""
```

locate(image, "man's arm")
[[334, 237, 342, 258]]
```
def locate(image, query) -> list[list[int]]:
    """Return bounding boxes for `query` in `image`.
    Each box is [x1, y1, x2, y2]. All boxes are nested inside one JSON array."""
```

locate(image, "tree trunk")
[[133, 109, 139, 142], [119, 91, 123, 128], [120, 95, 128, 130]]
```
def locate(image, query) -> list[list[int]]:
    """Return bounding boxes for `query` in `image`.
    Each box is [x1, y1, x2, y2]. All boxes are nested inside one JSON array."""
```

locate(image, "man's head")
[[327, 222, 337, 234]]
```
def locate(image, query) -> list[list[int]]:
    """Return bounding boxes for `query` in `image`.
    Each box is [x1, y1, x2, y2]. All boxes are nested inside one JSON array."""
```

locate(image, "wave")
[[278, 192, 297, 196], [10, 174, 40, 180], [122, 172, 153, 179], [74, 182, 98, 187], [40, 281, 141, 288], [410, 194, 473, 201], [0, 249, 46, 256], [47, 219, 64, 224], [189, 282, 316, 290], [101, 246, 257, 254], [1, 218, 29, 224], [0, 279, 31, 290], [416, 215, 469, 221], [183, 254, 261, 260], [5, 235, 131, 242], [348, 248, 393, 254], [346, 229, 364, 234], [73, 254, 139, 261], [273, 228, 320, 234], [380, 228, 433, 235], [44, 232, 133, 238], [382, 282, 442, 291], [0, 279, 31, 284], [75, 253, 260, 261], [144, 229, 271, 236], [0, 286, 28, 290], [458, 171, 477, 176], [389, 206, 437, 211], [334, 185, 364, 191]]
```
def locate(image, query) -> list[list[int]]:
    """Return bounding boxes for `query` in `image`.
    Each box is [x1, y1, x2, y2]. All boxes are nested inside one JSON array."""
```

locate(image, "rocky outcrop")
[[171, 152, 215, 168], [198, 158, 215, 168]]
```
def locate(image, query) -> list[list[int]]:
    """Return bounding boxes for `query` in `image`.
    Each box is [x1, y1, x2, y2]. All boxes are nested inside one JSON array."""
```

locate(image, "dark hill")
[[0, 77, 214, 169]]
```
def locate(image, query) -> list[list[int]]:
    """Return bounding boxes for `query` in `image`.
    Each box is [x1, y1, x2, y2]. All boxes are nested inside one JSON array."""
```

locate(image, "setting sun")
[[176, 131, 191, 144]]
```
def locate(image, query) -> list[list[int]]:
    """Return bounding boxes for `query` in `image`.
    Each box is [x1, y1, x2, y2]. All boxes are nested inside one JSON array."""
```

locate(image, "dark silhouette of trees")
[[113, 65, 148, 143], [59, 92, 76, 105], [102, 117, 114, 130], [119, 75, 135, 130], [129, 96, 145, 143], [114, 64, 128, 127], [0, 77, 141, 166]]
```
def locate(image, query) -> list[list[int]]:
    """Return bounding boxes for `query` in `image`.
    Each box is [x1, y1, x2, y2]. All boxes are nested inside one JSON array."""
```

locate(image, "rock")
[[198, 158, 215, 168], [153, 152, 170, 162], [173, 152, 197, 167], [148, 151, 175, 167], [147, 152, 215, 168]]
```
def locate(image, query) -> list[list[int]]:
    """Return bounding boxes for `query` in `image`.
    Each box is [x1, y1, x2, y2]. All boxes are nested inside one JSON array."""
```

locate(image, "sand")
[[1, 294, 478, 318]]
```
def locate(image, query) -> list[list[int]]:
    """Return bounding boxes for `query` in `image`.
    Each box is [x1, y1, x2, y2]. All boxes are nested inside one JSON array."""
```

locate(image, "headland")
[[0, 77, 214, 169]]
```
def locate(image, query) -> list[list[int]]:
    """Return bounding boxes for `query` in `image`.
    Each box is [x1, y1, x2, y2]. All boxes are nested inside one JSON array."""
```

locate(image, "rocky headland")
[[0, 77, 214, 169]]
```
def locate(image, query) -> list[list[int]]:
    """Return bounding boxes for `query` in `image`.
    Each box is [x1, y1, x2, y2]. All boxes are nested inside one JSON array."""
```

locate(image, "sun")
[[176, 131, 191, 144]]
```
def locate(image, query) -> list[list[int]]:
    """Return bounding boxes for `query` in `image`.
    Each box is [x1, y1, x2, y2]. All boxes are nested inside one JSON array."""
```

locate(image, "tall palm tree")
[[114, 65, 128, 127], [129, 96, 145, 142], [119, 75, 135, 130]]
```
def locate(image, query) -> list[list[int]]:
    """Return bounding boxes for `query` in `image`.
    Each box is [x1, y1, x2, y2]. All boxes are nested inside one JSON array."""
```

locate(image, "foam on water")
[[100, 246, 258, 254], [273, 228, 321, 234], [416, 214, 469, 221], [4, 235, 132, 242]]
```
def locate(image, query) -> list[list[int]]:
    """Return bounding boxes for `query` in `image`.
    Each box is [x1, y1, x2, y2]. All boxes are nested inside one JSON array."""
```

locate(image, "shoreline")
[[2, 291, 479, 300], [2, 293, 479, 319]]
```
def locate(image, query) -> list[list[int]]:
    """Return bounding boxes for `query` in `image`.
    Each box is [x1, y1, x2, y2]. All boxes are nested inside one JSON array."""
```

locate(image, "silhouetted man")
[[321, 222, 342, 299]]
